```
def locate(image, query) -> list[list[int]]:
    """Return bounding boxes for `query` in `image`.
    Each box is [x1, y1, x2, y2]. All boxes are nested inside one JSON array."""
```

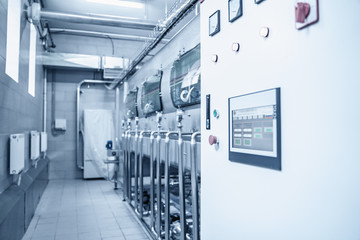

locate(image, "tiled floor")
[[22, 180, 151, 240]]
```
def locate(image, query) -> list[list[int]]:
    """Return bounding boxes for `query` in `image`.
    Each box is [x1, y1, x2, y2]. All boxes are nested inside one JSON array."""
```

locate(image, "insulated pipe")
[[40, 10, 157, 31], [190, 132, 201, 240], [149, 131, 157, 236], [165, 131, 178, 240], [76, 80, 113, 169], [134, 117, 140, 212], [176, 109, 186, 240], [155, 112, 163, 239]]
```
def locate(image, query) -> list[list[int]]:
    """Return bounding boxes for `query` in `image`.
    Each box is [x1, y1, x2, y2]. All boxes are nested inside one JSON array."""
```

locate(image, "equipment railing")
[[122, 126, 201, 240]]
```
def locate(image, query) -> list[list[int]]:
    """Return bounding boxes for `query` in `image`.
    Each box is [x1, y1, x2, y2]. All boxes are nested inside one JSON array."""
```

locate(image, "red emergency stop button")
[[208, 135, 218, 145]]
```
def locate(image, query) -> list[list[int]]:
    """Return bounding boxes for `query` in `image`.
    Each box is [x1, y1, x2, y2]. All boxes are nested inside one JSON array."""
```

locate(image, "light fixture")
[[87, 0, 144, 9]]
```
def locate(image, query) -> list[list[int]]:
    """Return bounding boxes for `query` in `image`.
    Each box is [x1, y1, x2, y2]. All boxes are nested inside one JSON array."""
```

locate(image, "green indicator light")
[[254, 128, 262, 133], [254, 134, 262, 139], [245, 140, 250, 145], [265, 127, 273, 132]]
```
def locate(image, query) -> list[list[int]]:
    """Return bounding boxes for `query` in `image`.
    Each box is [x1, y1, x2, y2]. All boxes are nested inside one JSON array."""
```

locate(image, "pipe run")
[[43, 68, 47, 132], [108, 0, 199, 89], [41, 10, 157, 31], [50, 28, 170, 44]]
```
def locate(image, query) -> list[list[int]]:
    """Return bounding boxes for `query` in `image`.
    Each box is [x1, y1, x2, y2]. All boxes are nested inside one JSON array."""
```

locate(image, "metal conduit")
[[41, 10, 157, 30], [50, 28, 170, 43], [108, 0, 199, 89]]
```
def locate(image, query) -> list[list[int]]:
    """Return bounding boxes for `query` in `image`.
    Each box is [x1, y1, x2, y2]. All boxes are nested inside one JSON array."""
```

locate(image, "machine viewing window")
[[170, 44, 201, 108], [125, 88, 138, 119], [229, 88, 281, 170], [141, 71, 163, 116]]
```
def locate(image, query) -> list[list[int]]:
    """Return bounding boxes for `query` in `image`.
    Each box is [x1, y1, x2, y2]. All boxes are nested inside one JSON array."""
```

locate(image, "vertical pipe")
[[76, 84, 81, 169], [190, 132, 201, 240], [114, 87, 120, 189], [150, 131, 157, 234], [121, 121, 126, 201], [134, 117, 139, 212], [176, 109, 186, 240], [156, 113, 163, 238], [43, 68, 47, 133], [127, 119, 132, 201], [165, 131, 178, 240], [139, 131, 145, 218], [115, 87, 120, 149]]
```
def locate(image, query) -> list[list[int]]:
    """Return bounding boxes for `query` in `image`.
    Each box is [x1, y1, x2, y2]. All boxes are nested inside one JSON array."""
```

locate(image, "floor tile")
[[22, 179, 150, 240]]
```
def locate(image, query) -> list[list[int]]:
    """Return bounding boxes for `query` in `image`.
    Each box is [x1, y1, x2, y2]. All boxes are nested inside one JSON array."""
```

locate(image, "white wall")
[[200, 1, 360, 239]]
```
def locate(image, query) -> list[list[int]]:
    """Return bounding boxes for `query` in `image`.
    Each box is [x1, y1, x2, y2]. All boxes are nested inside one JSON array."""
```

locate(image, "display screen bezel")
[[228, 88, 281, 171]]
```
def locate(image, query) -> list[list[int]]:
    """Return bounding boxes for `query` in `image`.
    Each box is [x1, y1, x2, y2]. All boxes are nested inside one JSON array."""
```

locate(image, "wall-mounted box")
[[55, 119, 66, 131], [10, 134, 25, 174], [31, 131, 40, 160], [40, 132, 47, 153]]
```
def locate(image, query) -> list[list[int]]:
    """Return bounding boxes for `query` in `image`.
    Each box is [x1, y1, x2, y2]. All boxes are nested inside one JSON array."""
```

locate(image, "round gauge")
[[228, 0, 243, 23]]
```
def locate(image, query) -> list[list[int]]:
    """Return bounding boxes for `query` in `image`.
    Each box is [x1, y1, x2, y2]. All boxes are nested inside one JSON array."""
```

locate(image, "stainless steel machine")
[[121, 43, 201, 240]]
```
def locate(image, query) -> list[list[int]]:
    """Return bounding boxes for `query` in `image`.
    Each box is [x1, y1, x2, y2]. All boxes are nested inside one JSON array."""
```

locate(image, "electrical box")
[[229, 88, 281, 170], [31, 131, 40, 160], [55, 118, 66, 131], [41, 132, 47, 153], [10, 134, 25, 175]]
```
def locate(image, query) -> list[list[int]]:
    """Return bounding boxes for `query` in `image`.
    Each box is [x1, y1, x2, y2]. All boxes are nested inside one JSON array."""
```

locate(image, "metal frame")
[[76, 80, 114, 170], [122, 124, 201, 240]]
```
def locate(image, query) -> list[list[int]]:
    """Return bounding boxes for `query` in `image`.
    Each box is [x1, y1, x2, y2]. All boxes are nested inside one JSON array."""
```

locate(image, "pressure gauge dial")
[[228, 0, 243, 23], [209, 10, 220, 36]]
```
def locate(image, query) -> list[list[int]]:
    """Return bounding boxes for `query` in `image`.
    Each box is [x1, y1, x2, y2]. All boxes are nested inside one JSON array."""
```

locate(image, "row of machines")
[[121, 44, 201, 240]]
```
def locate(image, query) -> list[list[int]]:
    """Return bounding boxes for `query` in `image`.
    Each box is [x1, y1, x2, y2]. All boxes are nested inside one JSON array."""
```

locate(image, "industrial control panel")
[[229, 88, 281, 170]]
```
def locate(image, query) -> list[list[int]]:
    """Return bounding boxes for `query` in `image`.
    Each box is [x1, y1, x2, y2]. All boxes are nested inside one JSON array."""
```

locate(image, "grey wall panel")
[[0, 0, 44, 194], [46, 69, 113, 179], [0, 186, 25, 240]]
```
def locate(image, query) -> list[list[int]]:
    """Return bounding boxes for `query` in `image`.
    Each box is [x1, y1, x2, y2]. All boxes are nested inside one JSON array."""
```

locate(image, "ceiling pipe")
[[40, 10, 157, 31], [49, 28, 170, 43], [107, 0, 199, 89]]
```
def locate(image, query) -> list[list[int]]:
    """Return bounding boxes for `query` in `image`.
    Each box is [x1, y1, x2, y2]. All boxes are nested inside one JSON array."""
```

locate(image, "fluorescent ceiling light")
[[87, 0, 144, 9]]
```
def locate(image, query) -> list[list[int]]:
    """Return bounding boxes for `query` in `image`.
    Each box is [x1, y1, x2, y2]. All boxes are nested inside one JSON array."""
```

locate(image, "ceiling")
[[40, 0, 178, 36]]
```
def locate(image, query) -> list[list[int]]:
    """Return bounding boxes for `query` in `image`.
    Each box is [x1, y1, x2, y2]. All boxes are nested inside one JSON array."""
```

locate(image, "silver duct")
[[41, 10, 157, 31]]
